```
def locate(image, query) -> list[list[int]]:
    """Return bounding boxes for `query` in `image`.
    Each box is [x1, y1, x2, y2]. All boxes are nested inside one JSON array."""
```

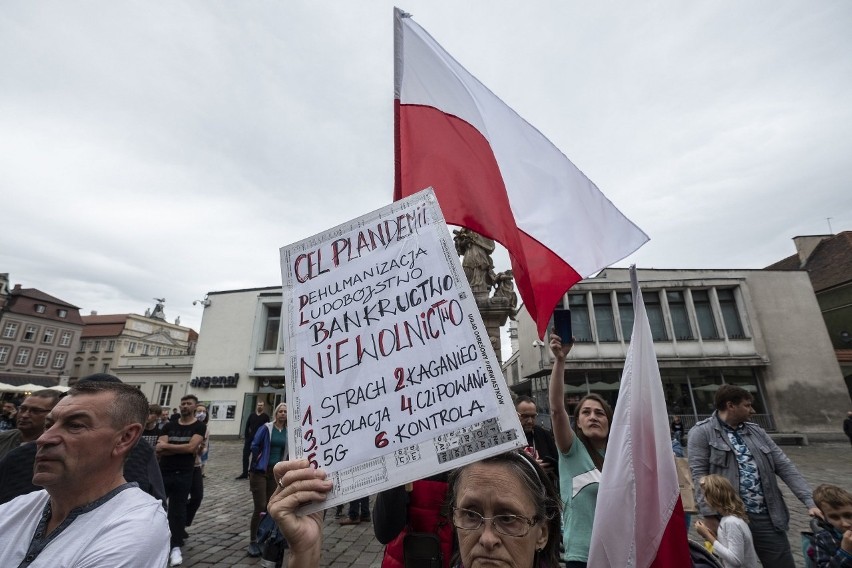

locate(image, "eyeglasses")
[[18, 405, 50, 415], [517, 413, 537, 420], [452, 507, 538, 537]]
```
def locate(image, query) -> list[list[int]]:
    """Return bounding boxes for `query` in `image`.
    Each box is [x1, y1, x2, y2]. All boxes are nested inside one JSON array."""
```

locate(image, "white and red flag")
[[393, 8, 649, 338], [587, 266, 691, 568]]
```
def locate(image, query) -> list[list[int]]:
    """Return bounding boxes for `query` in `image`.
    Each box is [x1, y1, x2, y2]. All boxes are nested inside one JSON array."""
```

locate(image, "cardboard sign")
[[280, 189, 523, 512]]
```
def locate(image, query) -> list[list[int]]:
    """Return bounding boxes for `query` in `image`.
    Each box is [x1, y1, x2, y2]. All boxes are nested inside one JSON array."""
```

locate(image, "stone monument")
[[453, 228, 517, 363]]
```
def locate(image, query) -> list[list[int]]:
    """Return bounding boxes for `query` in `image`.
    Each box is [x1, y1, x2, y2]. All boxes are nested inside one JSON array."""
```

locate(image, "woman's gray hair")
[[446, 451, 562, 568]]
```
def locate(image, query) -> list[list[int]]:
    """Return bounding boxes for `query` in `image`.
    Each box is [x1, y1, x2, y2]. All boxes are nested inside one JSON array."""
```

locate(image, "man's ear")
[[114, 423, 142, 456]]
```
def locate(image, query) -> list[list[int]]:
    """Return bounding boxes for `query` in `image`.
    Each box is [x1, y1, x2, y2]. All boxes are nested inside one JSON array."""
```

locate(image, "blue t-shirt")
[[558, 437, 603, 563]]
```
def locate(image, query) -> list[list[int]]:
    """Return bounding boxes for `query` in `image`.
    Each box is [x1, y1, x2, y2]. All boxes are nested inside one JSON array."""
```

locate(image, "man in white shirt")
[[0, 380, 169, 567]]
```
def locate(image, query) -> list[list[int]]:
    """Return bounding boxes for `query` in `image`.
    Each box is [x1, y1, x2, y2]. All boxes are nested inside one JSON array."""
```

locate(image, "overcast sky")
[[2, 1, 851, 338]]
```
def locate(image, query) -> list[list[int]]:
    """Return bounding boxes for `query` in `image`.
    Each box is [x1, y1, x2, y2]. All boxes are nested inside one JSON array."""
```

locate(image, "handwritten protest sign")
[[280, 189, 524, 512]]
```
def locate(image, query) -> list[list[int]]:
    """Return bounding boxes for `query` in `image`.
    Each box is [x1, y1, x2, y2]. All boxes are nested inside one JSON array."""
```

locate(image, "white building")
[[188, 287, 286, 437], [506, 267, 849, 435]]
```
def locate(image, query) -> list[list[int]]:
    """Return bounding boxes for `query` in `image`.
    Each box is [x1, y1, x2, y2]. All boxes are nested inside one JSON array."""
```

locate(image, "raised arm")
[[268, 459, 333, 568], [548, 333, 574, 453]]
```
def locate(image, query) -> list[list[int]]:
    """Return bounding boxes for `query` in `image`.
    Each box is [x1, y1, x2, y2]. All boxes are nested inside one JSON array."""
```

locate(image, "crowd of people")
[[0, 341, 850, 567]]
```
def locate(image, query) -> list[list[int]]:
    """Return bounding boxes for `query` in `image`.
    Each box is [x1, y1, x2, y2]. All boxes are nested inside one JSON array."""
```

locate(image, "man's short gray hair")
[[68, 381, 148, 428]]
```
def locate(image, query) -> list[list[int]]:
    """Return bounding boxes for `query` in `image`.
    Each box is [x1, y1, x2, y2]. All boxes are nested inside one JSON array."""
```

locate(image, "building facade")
[[509, 267, 849, 434], [767, 232, 852, 398], [0, 279, 84, 387], [75, 309, 198, 410], [187, 287, 286, 437]]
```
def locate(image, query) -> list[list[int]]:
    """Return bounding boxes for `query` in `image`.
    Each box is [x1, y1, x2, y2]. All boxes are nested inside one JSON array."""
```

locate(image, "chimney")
[[792, 235, 831, 267], [90, 310, 98, 316]]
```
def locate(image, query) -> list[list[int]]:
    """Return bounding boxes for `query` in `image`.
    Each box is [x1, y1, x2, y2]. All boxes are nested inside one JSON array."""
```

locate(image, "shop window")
[[692, 290, 719, 339], [263, 305, 282, 351], [617, 292, 634, 342], [667, 291, 693, 340], [717, 288, 745, 339], [644, 291, 668, 341], [593, 293, 618, 342], [158, 384, 173, 407]]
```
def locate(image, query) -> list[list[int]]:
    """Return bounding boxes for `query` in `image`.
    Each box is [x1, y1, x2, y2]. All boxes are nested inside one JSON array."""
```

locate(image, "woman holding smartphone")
[[548, 331, 613, 568]]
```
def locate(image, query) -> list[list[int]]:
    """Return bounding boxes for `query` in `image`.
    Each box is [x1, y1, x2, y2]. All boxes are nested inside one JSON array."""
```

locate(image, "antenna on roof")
[[826, 217, 833, 234]]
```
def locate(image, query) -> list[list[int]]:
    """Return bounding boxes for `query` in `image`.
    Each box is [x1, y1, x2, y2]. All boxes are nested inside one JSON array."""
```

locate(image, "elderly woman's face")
[[454, 462, 548, 568]]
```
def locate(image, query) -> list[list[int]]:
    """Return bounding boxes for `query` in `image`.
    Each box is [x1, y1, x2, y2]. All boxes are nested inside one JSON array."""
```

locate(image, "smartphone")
[[552, 309, 573, 343]]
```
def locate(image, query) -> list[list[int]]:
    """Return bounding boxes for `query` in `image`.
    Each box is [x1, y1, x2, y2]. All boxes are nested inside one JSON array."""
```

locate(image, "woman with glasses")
[[548, 332, 613, 567], [269, 451, 561, 568]]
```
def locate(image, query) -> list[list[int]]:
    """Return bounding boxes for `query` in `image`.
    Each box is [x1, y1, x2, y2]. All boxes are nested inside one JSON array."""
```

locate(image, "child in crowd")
[[694, 475, 759, 568], [811, 484, 852, 568]]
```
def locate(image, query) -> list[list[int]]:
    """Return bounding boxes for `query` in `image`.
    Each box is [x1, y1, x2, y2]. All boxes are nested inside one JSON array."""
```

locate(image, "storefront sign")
[[190, 373, 240, 388]]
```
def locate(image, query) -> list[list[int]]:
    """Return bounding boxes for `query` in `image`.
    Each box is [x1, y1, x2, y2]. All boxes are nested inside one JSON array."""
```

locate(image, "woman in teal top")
[[248, 402, 288, 557], [548, 333, 613, 568]]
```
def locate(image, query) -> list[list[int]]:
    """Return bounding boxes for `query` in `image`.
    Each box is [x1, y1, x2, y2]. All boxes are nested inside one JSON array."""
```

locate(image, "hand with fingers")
[[268, 459, 334, 568]]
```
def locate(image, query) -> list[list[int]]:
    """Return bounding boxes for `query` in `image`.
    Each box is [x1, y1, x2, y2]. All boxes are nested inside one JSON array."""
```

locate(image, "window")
[[14, 347, 31, 366], [163, 348, 171, 356], [141, 344, 149, 355], [717, 288, 745, 339], [23, 325, 37, 342], [0, 345, 9, 364], [158, 384, 173, 407], [106, 340, 115, 352], [128, 341, 137, 354], [57, 309, 67, 318], [644, 291, 668, 341], [34, 304, 46, 313], [567, 294, 593, 342], [153, 346, 161, 356], [617, 292, 634, 342], [2, 322, 18, 339], [91, 340, 101, 353], [667, 291, 693, 340], [42, 328, 56, 344], [263, 305, 281, 351], [593, 293, 618, 342], [59, 331, 73, 347], [692, 290, 718, 339], [53, 352, 67, 369], [101, 363, 110, 373], [34, 349, 50, 367], [78, 340, 87, 353]]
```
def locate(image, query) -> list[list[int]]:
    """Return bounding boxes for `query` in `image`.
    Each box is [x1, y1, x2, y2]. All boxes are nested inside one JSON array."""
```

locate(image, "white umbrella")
[[46, 385, 71, 392], [15, 383, 49, 393], [0, 382, 19, 392]]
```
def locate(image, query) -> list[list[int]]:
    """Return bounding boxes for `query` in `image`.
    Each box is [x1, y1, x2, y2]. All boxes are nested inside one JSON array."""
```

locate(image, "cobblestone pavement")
[[181, 440, 851, 567]]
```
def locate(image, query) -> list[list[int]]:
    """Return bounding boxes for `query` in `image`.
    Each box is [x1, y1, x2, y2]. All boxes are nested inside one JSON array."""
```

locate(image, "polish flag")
[[393, 8, 649, 338], [587, 267, 691, 568]]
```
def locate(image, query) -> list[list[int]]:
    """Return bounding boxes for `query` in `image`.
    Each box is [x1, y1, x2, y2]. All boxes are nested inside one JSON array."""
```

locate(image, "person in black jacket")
[[515, 396, 559, 480], [236, 399, 269, 480]]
